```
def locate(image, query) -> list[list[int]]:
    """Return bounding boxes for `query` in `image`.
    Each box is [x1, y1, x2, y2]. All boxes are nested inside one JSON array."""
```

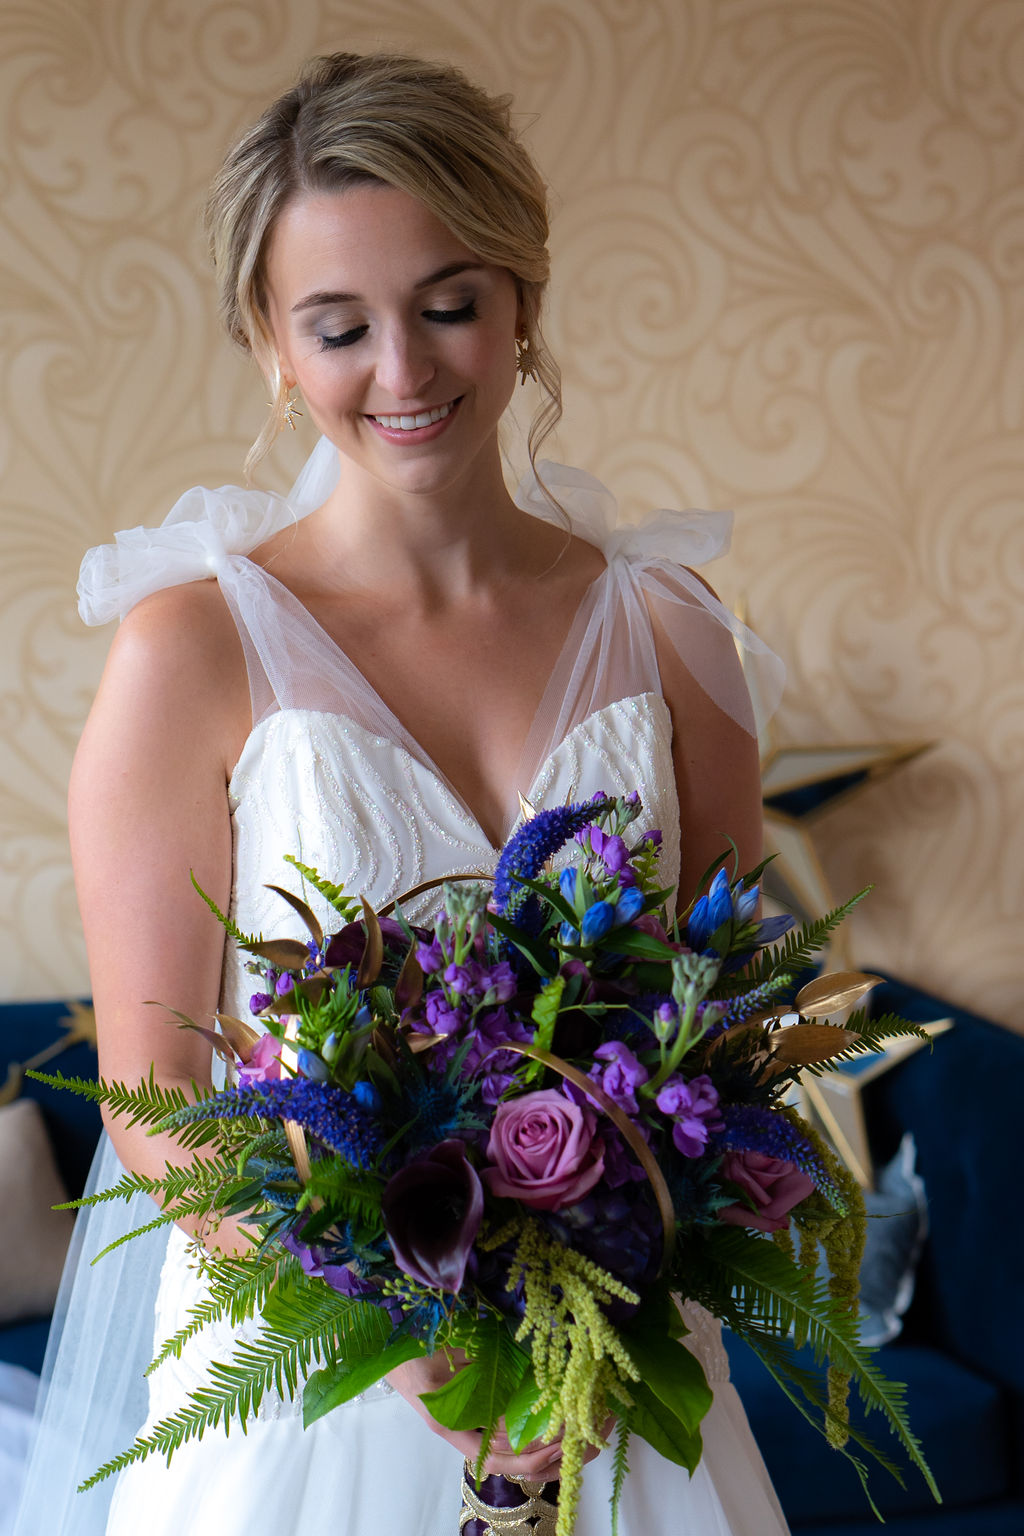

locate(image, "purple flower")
[[718, 1151, 815, 1233], [382, 1140, 483, 1292], [593, 1041, 650, 1115], [235, 1032, 283, 1085], [579, 825, 633, 874], [248, 991, 274, 1015], [484, 1090, 606, 1210], [416, 935, 446, 974], [424, 993, 466, 1036], [443, 961, 479, 995], [275, 972, 295, 997], [479, 961, 517, 1004], [655, 1073, 724, 1157]]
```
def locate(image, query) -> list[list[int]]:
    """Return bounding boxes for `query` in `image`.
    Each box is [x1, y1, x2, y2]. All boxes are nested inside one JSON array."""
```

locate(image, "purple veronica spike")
[[493, 799, 613, 931], [714, 1104, 844, 1210]]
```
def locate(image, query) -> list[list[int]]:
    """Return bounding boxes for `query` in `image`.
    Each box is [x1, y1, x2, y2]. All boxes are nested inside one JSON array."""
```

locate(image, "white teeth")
[[373, 401, 453, 430]]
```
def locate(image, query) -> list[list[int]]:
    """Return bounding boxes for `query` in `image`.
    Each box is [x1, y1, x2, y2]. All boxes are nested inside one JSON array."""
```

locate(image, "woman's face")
[[264, 183, 521, 499]]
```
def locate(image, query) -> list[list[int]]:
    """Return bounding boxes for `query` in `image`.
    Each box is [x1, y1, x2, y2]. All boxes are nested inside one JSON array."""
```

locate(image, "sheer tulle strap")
[[77, 484, 299, 625], [515, 460, 733, 568]]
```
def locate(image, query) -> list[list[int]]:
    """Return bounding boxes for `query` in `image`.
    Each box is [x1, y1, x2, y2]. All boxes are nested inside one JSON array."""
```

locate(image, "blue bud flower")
[[580, 901, 616, 945], [706, 868, 734, 931], [559, 921, 580, 945], [559, 867, 578, 904], [734, 883, 760, 923], [613, 887, 646, 925], [297, 1048, 329, 1082], [352, 1079, 381, 1111]]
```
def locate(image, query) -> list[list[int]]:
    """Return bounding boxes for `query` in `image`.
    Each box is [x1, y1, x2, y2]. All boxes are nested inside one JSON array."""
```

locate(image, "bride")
[[16, 51, 788, 1536]]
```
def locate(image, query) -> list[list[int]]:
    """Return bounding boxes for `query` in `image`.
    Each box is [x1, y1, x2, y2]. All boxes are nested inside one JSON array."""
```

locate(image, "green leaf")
[[621, 1329, 712, 1435], [420, 1317, 527, 1440], [503, 1365, 550, 1452], [302, 1336, 424, 1427], [624, 1379, 703, 1472], [189, 871, 261, 946], [604, 928, 680, 961], [486, 913, 556, 976]]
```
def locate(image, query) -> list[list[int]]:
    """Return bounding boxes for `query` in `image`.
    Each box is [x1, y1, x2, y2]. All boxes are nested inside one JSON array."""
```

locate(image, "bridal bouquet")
[[42, 792, 938, 1534]]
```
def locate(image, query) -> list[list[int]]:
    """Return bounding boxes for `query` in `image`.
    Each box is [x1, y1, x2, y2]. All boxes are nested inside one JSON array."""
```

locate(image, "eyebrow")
[[290, 261, 486, 314]]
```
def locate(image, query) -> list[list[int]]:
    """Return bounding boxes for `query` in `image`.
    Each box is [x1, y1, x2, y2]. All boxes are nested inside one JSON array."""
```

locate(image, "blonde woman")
[[17, 53, 787, 1536]]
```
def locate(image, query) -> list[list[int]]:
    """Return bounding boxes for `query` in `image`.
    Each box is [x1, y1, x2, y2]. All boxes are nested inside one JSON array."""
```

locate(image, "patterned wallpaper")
[[1, 0, 1021, 1028]]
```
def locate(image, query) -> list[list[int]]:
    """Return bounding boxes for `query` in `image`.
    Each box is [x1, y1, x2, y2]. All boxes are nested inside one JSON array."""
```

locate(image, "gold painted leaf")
[[214, 1013, 261, 1060], [247, 939, 312, 970], [260, 976, 327, 1015], [795, 971, 884, 1018], [770, 1022, 858, 1066], [395, 946, 424, 1011], [264, 884, 324, 949], [407, 1031, 446, 1054], [356, 897, 384, 990]]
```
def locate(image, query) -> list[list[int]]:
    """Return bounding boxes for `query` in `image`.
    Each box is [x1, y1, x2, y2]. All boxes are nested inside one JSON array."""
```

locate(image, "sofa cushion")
[[725, 1335, 1011, 1524], [0, 1100, 76, 1324], [867, 983, 1024, 1401]]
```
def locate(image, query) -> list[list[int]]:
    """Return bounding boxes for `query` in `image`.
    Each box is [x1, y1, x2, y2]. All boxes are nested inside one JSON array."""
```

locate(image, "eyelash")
[[317, 300, 479, 351]]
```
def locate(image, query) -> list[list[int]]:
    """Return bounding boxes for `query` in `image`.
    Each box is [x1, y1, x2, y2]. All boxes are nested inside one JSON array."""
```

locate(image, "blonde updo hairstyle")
[[205, 52, 561, 481]]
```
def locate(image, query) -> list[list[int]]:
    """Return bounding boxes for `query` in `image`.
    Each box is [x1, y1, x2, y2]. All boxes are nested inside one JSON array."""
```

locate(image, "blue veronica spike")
[[714, 1104, 845, 1211], [165, 1079, 383, 1168], [494, 799, 612, 931]]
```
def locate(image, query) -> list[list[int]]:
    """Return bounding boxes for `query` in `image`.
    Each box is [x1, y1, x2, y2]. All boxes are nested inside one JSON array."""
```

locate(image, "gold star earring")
[[515, 332, 539, 385], [282, 393, 302, 430]]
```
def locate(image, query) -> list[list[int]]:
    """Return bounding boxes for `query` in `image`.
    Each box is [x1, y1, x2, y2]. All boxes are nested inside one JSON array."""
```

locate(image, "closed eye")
[[317, 324, 369, 351], [423, 300, 478, 325]]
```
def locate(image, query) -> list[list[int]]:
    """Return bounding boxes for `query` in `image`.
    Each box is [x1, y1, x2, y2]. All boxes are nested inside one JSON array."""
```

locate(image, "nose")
[[373, 323, 437, 403]]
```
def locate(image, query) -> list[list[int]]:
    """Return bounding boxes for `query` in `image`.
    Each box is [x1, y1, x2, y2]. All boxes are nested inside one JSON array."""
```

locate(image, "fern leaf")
[[691, 1228, 938, 1500], [81, 1277, 383, 1489], [610, 1423, 631, 1536], [190, 871, 261, 947], [738, 890, 870, 989], [798, 1010, 933, 1077], [283, 855, 362, 920]]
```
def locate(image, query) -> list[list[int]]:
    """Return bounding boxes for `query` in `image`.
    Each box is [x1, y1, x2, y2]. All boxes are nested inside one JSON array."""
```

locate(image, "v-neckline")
[[245, 553, 616, 848]]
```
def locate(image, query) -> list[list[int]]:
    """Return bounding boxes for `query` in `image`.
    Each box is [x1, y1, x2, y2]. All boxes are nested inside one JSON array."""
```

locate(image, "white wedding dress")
[[15, 441, 788, 1536]]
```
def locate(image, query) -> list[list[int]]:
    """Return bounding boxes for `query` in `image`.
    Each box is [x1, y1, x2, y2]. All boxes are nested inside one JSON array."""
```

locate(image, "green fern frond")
[[81, 1279, 387, 1489], [797, 1010, 932, 1077], [147, 1247, 297, 1375], [690, 1228, 938, 1500], [738, 890, 870, 989], [283, 855, 362, 920], [610, 1423, 631, 1536], [190, 871, 260, 947], [25, 1067, 213, 1134]]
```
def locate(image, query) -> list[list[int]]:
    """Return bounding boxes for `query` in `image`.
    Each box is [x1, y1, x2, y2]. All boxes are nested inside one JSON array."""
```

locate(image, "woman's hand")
[[386, 1353, 612, 1479]]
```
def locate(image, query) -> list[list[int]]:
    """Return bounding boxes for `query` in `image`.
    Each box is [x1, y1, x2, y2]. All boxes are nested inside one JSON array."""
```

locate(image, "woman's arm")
[[69, 580, 252, 1253], [648, 585, 765, 902]]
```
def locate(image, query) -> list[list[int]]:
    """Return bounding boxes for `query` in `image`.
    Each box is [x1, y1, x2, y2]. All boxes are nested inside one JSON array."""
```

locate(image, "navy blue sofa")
[[726, 978, 1024, 1534], [0, 999, 102, 1376]]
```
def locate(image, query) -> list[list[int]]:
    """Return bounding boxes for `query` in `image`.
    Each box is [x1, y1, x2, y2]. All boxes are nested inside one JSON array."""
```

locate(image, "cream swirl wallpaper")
[[1, 0, 1021, 1028]]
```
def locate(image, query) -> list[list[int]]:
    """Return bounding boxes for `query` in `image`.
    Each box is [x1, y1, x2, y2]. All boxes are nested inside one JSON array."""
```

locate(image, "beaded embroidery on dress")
[[15, 441, 788, 1536]]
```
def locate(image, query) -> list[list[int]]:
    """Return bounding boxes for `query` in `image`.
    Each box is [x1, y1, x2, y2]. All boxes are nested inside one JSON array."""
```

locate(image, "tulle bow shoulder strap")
[[77, 437, 341, 626], [514, 460, 733, 569], [515, 460, 785, 737]]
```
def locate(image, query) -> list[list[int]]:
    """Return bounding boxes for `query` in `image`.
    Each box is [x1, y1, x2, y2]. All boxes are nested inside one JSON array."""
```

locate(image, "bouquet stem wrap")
[[460, 1463, 560, 1535]]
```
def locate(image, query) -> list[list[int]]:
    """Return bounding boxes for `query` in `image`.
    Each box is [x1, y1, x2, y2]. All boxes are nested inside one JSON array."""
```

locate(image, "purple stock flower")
[[424, 993, 466, 1037], [593, 1041, 649, 1115], [416, 935, 445, 974], [655, 1073, 724, 1157], [282, 1232, 404, 1324], [579, 826, 631, 873], [381, 1140, 483, 1293]]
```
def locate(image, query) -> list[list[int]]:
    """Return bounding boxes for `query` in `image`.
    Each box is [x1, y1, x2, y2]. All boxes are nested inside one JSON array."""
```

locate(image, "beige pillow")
[[0, 1099, 77, 1325]]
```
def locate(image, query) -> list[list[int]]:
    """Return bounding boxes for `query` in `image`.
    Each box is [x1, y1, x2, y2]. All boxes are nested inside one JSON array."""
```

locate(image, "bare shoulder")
[[80, 578, 250, 785]]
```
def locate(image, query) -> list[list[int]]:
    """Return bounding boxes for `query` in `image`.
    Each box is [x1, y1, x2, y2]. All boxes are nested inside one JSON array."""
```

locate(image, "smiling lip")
[[366, 397, 461, 442]]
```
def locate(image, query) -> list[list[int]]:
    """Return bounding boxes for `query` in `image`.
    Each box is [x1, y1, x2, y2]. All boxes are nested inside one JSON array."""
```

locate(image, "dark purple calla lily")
[[323, 916, 414, 969], [381, 1139, 483, 1293]]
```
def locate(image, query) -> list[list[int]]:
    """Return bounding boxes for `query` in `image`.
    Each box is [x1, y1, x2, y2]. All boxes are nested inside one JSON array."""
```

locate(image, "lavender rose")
[[484, 1089, 605, 1210], [718, 1150, 816, 1233]]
